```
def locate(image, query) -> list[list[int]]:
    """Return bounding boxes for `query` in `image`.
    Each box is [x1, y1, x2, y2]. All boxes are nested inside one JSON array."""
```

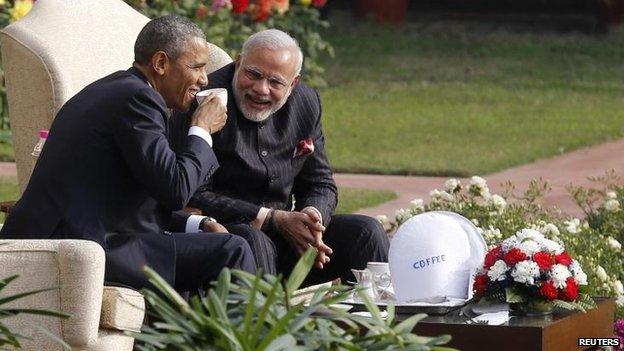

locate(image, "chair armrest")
[[100, 286, 145, 333], [58, 240, 105, 346]]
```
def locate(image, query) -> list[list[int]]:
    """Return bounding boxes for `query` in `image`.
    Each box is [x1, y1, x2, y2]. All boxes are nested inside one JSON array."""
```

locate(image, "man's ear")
[[291, 75, 301, 88], [152, 51, 168, 76], [234, 54, 242, 68]]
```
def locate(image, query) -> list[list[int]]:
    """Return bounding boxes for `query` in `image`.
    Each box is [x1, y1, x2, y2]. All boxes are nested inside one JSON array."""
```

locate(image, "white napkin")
[[471, 311, 509, 325]]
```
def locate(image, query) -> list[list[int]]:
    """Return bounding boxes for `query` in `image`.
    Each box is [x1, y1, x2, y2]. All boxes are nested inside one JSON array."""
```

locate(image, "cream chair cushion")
[[100, 286, 145, 333]]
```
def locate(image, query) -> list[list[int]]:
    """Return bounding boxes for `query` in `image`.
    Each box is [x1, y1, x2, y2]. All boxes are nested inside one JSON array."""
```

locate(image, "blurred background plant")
[[132, 248, 455, 351], [0, 274, 70, 349], [124, 0, 333, 88], [380, 171, 624, 318]]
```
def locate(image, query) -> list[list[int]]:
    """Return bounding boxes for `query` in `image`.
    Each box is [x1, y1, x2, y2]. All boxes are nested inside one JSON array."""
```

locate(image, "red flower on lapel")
[[293, 138, 314, 158]]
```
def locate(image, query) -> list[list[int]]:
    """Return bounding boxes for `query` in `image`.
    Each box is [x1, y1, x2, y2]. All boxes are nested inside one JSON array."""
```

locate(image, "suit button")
[[261, 150, 268, 157]]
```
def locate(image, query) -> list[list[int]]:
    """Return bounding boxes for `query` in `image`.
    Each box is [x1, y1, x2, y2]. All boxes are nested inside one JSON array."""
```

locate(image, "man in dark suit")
[[169, 29, 389, 285], [0, 15, 255, 291]]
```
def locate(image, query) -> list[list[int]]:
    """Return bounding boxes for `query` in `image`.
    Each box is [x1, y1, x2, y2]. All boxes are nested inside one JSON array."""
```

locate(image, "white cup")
[[196, 88, 228, 107], [367, 262, 392, 300], [367, 262, 390, 276]]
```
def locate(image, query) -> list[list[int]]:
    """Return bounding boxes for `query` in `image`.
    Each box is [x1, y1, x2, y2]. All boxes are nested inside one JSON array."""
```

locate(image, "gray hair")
[[134, 15, 206, 64], [241, 29, 303, 76]]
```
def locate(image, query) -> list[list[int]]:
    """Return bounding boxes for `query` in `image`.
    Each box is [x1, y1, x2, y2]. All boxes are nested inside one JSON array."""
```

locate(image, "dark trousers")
[[226, 214, 389, 286], [173, 232, 256, 292]]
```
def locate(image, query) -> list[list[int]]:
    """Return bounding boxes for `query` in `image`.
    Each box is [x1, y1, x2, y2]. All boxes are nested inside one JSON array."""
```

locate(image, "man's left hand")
[[201, 220, 229, 233], [301, 207, 331, 269]]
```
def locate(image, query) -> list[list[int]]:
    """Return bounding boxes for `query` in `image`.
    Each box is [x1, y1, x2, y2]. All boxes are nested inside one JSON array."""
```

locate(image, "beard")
[[232, 70, 291, 123]]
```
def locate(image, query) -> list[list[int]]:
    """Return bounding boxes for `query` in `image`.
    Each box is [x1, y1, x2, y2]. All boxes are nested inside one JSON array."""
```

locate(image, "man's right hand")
[[191, 93, 227, 134]]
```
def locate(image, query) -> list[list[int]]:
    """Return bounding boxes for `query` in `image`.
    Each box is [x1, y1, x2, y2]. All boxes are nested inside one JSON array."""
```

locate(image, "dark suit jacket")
[[0, 67, 218, 288], [169, 63, 337, 225]]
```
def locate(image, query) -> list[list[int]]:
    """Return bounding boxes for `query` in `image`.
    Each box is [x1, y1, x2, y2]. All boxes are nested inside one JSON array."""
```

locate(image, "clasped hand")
[[272, 209, 333, 269]]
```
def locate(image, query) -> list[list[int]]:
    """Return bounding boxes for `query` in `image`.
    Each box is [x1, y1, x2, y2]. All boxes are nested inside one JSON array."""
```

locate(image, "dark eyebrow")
[[245, 66, 287, 85]]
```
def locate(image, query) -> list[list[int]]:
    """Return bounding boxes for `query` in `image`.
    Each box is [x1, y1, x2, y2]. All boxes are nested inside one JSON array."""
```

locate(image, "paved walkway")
[[335, 138, 624, 219], [2, 138, 623, 218]]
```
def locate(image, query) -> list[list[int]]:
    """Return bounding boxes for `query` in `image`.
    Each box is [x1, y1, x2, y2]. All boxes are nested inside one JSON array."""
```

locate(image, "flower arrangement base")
[[510, 301, 554, 317]]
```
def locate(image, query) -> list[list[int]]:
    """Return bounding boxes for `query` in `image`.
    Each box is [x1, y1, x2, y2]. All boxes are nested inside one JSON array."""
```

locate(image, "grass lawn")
[[0, 177, 394, 221], [320, 14, 624, 176], [334, 187, 396, 215]]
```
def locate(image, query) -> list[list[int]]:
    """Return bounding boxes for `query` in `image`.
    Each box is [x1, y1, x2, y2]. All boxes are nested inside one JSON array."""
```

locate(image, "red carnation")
[[196, 5, 209, 20], [312, 0, 327, 8], [473, 274, 489, 296], [232, 0, 249, 13], [503, 248, 527, 266], [560, 277, 579, 301], [483, 246, 502, 269], [533, 252, 554, 271], [555, 252, 572, 266], [253, 0, 271, 22], [539, 280, 558, 300]]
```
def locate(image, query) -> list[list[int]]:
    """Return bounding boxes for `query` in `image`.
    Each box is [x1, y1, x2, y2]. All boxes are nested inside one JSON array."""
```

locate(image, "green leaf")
[[393, 313, 427, 334], [1, 308, 70, 319], [265, 334, 297, 351], [285, 248, 316, 296], [505, 288, 525, 304], [0, 286, 62, 306]]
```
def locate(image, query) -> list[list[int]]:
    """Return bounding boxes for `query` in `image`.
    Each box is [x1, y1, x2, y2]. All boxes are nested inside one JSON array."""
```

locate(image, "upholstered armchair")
[[0, 239, 145, 351], [0, 0, 233, 349]]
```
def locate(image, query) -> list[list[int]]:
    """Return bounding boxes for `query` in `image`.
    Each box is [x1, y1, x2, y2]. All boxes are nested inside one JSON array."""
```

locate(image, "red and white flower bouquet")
[[473, 228, 595, 314]]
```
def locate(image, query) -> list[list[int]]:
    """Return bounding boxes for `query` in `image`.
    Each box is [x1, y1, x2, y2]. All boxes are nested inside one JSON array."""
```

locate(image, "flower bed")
[[377, 171, 624, 318]]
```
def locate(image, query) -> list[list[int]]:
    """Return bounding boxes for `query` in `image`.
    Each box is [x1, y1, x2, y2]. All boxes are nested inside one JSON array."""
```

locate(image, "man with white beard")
[[169, 29, 389, 285]]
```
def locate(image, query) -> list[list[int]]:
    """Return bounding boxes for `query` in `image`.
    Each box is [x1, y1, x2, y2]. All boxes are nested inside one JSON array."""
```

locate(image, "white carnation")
[[596, 266, 608, 281], [488, 194, 507, 212], [395, 208, 410, 223], [607, 191, 618, 200], [605, 199, 620, 212], [440, 191, 454, 202], [470, 176, 487, 189], [511, 260, 540, 285], [617, 295, 624, 307], [375, 215, 388, 225], [409, 199, 425, 212], [487, 260, 509, 282], [444, 178, 461, 193], [550, 264, 572, 289], [516, 228, 544, 242], [540, 238, 564, 255], [569, 260, 588, 285], [429, 189, 441, 199], [518, 240, 541, 256], [607, 237, 622, 250], [564, 218, 581, 234], [540, 223, 560, 237], [501, 236, 519, 252], [482, 226, 502, 242], [614, 280, 624, 295], [469, 176, 490, 197]]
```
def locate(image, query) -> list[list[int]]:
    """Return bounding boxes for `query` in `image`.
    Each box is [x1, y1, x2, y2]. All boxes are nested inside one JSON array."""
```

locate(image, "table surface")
[[407, 297, 615, 351]]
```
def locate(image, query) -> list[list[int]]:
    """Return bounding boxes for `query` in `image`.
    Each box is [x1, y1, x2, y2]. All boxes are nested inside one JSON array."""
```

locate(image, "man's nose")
[[198, 69, 208, 86], [252, 78, 270, 95]]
